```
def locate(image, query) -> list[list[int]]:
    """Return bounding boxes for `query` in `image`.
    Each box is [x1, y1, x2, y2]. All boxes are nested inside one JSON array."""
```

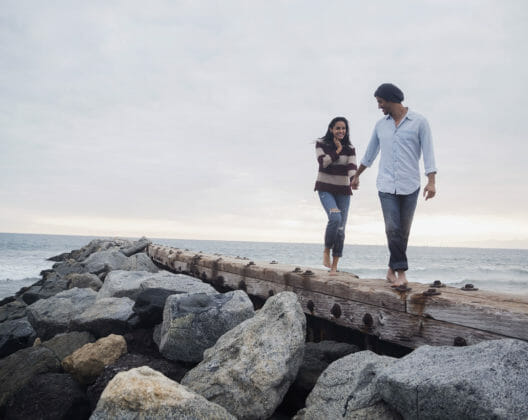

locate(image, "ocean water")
[[1, 232, 527, 300]]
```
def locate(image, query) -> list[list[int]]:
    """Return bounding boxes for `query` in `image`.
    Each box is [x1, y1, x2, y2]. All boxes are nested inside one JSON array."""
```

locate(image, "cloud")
[[1, 1, 527, 247]]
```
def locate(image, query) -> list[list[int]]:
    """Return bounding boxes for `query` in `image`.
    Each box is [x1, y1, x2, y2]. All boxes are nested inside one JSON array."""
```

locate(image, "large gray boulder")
[[120, 236, 151, 257], [82, 250, 158, 275], [0, 346, 61, 408], [97, 270, 215, 302], [20, 274, 70, 304], [159, 291, 255, 362], [65, 272, 103, 291], [0, 299, 27, 322], [124, 252, 158, 272], [3, 373, 91, 420], [377, 338, 528, 419], [86, 353, 191, 410], [295, 340, 360, 394], [82, 250, 130, 274], [26, 288, 97, 340], [70, 297, 138, 338], [48, 238, 132, 262], [96, 270, 152, 301], [41, 331, 96, 361], [0, 317, 37, 357], [90, 366, 236, 420], [295, 350, 398, 420], [181, 291, 306, 420], [132, 288, 178, 327], [140, 271, 216, 294]]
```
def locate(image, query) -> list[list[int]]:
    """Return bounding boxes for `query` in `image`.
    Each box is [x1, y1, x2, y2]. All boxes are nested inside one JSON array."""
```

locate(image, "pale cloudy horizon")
[[1, 1, 528, 249]]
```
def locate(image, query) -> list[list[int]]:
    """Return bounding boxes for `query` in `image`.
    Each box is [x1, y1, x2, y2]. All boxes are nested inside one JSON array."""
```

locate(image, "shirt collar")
[[385, 107, 413, 121]]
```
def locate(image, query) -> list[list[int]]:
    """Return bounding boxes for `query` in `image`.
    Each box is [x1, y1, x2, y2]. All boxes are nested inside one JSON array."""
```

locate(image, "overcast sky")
[[1, 0, 527, 248]]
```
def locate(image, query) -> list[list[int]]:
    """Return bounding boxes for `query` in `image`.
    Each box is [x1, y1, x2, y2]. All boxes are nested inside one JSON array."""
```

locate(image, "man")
[[351, 83, 437, 289]]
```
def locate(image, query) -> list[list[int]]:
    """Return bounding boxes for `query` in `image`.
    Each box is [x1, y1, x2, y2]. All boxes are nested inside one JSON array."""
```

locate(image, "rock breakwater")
[[0, 237, 526, 419]]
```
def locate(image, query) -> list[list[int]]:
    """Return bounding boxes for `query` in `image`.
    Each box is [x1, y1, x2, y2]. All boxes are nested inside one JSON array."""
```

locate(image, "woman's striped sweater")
[[314, 140, 358, 195]]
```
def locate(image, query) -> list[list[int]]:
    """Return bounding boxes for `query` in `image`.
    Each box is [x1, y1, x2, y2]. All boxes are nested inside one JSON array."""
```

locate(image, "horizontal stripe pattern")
[[314, 140, 357, 195]]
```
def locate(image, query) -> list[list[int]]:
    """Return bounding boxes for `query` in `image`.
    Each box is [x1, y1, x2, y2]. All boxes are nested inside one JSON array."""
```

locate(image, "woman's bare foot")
[[386, 268, 397, 284], [323, 248, 331, 268]]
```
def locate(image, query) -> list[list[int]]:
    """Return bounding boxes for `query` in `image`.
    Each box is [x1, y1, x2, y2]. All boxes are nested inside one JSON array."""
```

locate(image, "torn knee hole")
[[330, 208, 341, 213]]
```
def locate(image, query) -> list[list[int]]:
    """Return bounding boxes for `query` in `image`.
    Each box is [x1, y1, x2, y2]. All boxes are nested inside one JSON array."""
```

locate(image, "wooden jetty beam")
[[147, 244, 528, 349]]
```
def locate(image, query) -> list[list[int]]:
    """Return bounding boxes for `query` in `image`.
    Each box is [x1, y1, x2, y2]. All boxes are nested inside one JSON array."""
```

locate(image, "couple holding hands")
[[314, 83, 437, 289]]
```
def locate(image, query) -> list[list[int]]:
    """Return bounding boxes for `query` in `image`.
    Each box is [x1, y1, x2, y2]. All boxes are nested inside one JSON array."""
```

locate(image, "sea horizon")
[[2, 230, 527, 252]]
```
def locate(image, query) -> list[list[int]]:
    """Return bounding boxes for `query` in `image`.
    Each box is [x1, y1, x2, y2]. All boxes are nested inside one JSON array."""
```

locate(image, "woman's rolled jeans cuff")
[[318, 191, 350, 258]]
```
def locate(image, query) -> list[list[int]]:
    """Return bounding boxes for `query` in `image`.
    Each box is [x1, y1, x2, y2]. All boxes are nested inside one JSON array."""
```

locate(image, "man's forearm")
[[354, 164, 368, 178]]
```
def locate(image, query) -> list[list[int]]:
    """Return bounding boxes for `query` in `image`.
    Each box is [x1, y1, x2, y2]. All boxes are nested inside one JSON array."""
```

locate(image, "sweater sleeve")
[[315, 142, 339, 169]]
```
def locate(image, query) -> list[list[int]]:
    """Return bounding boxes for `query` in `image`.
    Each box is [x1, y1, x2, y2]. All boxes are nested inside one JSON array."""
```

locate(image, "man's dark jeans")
[[378, 188, 419, 271]]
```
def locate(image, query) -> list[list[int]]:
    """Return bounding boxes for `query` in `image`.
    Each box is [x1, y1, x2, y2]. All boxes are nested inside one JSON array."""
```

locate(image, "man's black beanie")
[[374, 83, 404, 103]]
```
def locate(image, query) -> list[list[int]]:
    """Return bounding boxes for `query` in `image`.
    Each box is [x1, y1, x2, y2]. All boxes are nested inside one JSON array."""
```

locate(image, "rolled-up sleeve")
[[419, 119, 437, 175], [360, 128, 380, 167]]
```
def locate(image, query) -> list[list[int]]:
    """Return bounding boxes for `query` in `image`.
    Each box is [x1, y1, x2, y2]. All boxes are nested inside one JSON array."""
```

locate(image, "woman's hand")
[[333, 138, 343, 154]]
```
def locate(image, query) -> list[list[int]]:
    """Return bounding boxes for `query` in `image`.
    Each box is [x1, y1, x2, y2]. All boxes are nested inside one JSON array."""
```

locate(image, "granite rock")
[[26, 288, 97, 340], [0, 346, 61, 408], [0, 317, 37, 357], [3, 373, 91, 420], [120, 237, 151, 257], [65, 273, 103, 291], [132, 287, 177, 327], [377, 338, 528, 420], [90, 366, 236, 420], [159, 290, 255, 362], [70, 297, 138, 338], [139, 271, 216, 295], [86, 352, 192, 410], [295, 350, 397, 420], [62, 334, 127, 385], [181, 291, 306, 420], [0, 298, 27, 321], [41, 331, 96, 361]]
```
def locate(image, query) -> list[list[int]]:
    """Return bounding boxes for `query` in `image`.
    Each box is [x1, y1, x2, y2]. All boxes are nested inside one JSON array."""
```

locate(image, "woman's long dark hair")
[[319, 116, 351, 146]]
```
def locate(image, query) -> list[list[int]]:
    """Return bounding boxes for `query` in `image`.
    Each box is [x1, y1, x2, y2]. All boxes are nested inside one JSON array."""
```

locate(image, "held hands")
[[351, 175, 359, 190], [423, 182, 436, 200]]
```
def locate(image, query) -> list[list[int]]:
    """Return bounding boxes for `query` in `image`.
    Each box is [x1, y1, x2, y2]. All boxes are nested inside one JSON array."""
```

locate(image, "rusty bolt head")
[[362, 313, 373, 327], [454, 336, 467, 346], [331, 303, 342, 318], [307, 300, 315, 313], [423, 288, 441, 296]]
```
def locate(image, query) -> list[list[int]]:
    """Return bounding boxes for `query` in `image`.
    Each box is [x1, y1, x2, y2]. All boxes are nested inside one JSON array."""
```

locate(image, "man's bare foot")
[[392, 270, 408, 287], [323, 249, 331, 268], [386, 268, 397, 284], [329, 256, 340, 275]]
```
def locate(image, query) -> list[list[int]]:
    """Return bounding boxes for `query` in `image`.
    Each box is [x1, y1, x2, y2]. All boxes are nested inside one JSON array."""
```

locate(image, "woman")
[[314, 117, 357, 275]]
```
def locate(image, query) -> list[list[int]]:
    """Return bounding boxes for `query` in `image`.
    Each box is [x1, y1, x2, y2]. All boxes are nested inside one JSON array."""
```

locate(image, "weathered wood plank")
[[186, 263, 508, 348], [407, 285, 528, 340], [147, 244, 528, 348]]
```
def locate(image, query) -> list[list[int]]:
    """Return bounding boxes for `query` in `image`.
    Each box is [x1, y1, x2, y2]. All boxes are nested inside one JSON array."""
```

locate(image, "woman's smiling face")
[[330, 120, 347, 140]]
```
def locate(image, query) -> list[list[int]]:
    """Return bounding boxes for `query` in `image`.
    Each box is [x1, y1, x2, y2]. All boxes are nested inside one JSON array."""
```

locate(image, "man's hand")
[[351, 175, 360, 190], [423, 182, 436, 200]]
